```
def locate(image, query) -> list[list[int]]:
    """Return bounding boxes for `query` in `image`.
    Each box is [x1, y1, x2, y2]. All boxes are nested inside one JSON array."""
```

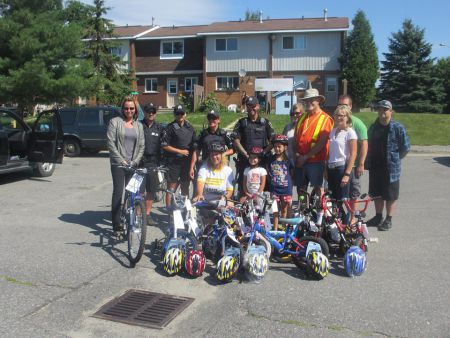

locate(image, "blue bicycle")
[[119, 165, 148, 265]]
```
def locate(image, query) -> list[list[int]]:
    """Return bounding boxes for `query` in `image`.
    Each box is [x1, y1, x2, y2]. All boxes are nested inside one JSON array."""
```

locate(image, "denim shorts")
[[295, 162, 325, 188]]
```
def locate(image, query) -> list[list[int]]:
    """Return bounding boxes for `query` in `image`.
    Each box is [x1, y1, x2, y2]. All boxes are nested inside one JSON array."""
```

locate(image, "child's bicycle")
[[117, 165, 148, 265]]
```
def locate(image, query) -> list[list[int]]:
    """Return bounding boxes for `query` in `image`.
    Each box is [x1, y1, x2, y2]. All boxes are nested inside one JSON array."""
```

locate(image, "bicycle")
[[118, 165, 148, 265]]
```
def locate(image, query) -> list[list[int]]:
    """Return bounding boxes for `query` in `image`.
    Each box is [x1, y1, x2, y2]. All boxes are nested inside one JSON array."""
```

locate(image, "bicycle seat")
[[279, 217, 303, 225]]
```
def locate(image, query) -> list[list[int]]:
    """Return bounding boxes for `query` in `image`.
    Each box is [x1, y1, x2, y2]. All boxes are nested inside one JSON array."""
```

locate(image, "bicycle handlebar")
[[118, 165, 148, 175]]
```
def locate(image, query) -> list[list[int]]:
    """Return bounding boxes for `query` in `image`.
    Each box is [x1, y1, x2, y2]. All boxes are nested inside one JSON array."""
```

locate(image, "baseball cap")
[[245, 96, 259, 106], [207, 110, 220, 119], [173, 105, 185, 115], [144, 103, 157, 114], [377, 100, 392, 110]]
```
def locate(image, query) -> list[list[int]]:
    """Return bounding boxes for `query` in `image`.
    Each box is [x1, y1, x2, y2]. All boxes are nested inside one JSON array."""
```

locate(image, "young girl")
[[240, 146, 267, 204], [268, 134, 294, 231]]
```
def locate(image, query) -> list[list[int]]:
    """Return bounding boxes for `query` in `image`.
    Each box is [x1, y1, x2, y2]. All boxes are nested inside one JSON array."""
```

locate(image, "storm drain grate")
[[92, 289, 194, 329]]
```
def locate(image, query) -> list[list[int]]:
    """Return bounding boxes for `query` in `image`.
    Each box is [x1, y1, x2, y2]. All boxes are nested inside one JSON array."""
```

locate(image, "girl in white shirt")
[[327, 105, 357, 202], [240, 146, 267, 204]]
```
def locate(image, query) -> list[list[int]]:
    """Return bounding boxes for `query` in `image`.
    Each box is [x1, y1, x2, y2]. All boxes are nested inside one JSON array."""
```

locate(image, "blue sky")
[[79, 0, 450, 61]]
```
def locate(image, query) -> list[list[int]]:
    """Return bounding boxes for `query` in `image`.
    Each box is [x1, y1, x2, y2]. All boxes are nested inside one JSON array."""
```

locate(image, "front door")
[[325, 77, 338, 106], [167, 79, 179, 108], [29, 110, 64, 163]]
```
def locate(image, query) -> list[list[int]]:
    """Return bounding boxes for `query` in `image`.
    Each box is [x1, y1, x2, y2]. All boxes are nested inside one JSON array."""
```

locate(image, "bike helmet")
[[222, 207, 237, 226], [216, 255, 239, 282], [306, 250, 329, 279], [343, 246, 367, 277], [248, 146, 264, 156], [163, 247, 183, 275], [246, 253, 269, 282], [272, 134, 288, 145], [185, 250, 206, 277]]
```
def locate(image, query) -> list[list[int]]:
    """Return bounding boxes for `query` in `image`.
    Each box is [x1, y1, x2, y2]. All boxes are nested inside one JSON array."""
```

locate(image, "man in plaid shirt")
[[366, 100, 410, 231]]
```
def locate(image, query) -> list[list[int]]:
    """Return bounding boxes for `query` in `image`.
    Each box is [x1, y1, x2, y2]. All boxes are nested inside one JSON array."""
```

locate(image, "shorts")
[[349, 167, 362, 200], [272, 194, 293, 203], [295, 162, 325, 188], [369, 168, 400, 201], [166, 157, 191, 184]]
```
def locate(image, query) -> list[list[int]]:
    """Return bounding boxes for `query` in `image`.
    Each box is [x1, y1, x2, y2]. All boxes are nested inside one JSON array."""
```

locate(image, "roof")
[[198, 17, 349, 35], [113, 25, 158, 39], [139, 25, 209, 39]]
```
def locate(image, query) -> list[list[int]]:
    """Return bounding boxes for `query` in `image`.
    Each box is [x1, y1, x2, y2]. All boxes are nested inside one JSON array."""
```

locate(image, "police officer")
[[189, 110, 234, 179], [161, 104, 196, 206], [232, 96, 274, 197], [140, 103, 163, 225]]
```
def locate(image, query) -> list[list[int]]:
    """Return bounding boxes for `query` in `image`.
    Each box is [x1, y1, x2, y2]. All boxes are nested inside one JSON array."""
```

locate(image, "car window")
[[60, 110, 77, 126], [35, 112, 57, 132], [79, 109, 100, 126], [102, 109, 115, 125], [0, 112, 25, 132]]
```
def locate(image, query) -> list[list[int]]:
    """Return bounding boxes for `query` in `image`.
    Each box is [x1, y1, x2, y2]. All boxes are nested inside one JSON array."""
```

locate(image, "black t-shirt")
[[160, 120, 196, 157], [370, 121, 389, 169]]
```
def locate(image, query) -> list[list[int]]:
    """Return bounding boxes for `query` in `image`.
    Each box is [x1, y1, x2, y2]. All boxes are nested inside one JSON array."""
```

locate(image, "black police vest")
[[142, 121, 162, 157], [201, 129, 227, 160], [168, 121, 194, 152], [242, 118, 268, 151]]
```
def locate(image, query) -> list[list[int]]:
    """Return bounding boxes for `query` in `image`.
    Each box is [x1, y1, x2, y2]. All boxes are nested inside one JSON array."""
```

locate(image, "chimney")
[[259, 10, 263, 23], [324, 8, 328, 21], [151, 17, 155, 26]]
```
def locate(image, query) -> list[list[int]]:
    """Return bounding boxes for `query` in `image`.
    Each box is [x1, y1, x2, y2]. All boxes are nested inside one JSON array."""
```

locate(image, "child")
[[268, 134, 294, 231], [240, 146, 267, 205]]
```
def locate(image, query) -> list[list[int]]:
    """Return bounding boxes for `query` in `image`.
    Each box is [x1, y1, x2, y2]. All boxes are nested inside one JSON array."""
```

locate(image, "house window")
[[160, 40, 184, 59], [282, 35, 306, 50], [216, 76, 239, 91], [168, 80, 178, 94], [145, 78, 158, 93], [327, 78, 337, 92], [185, 77, 198, 92], [110, 47, 122, 57], [215, 38, 238, 51]]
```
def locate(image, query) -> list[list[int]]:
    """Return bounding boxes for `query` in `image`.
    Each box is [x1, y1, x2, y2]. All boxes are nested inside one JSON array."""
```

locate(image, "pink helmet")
[[185, 250, 206, 277]]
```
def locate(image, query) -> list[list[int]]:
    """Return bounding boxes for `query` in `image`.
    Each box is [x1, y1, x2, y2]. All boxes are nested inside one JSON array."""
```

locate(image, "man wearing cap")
[[140, 103, 163, 224], [161, 105, 196, 206], [366, 100, 410, 231], [232, 95, 274, 197], [338, 95, 368, 202], [294, 85, 333, 200], [189, 110, 234, 180]]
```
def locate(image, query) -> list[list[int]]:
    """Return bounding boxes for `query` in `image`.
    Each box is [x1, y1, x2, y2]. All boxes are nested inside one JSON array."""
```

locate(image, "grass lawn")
[[162, 111, 449, 146]]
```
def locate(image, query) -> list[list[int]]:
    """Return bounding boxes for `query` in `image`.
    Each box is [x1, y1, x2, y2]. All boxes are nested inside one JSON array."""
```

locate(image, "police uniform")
[[197, 128, 232, 161], [161, 120, 196, 183], [140, 119, 163, 196], [232, 116, 274, 191]]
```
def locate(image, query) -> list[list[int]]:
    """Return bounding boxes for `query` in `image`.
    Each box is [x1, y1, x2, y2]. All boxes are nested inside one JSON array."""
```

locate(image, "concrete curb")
[[410, 145, 450, 154]]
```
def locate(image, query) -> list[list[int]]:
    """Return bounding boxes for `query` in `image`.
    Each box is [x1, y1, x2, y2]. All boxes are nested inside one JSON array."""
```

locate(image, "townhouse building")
[[114, 16, 349, 112]]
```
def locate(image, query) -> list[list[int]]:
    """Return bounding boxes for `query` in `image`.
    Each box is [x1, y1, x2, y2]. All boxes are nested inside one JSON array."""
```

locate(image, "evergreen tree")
[[378, 19, 445, 113], [340, 10, 379, 109], [0, 0, 94, 112], [245, 9, 259, 21], [83, 0, 133, 105], [434, 57, 450, 114]]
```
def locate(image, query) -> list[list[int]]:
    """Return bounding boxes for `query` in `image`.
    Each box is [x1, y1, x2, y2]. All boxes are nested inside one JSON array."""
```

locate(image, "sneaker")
[[147, 215, 157, 226], [366, 215, 382, 227], [378, 218, 392, 231]]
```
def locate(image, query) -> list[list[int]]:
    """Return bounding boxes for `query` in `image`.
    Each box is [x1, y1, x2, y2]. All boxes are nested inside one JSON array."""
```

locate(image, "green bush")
[[199, 92, 226, 113]]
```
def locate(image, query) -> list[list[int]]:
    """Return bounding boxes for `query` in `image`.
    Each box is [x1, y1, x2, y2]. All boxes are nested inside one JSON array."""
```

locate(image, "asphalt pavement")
[[0, 152, 449, 337]]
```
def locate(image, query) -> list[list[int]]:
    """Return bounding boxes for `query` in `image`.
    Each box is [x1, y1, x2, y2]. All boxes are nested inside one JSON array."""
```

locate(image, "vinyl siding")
[[273, 32, 342, 71], [206, 35, 269, 73]]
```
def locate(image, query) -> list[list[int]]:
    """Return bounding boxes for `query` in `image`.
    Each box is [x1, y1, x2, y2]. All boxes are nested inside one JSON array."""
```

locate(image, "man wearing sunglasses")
[[161, 105, 196, 206], [140, 103, 163, 225]]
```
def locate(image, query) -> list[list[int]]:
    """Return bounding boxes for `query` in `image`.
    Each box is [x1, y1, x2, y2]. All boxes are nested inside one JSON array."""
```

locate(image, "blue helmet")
[[344, 246, 367, 277]]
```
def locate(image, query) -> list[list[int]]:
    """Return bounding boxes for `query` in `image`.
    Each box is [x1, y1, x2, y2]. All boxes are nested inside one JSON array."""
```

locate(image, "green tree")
[[340, 10, 379, 109], [378, 19, 445, 113], [0, 0, 94, 112], [83, 0, 133, 105], [245, 9, 259, 21], [434, 57, 450, 113]]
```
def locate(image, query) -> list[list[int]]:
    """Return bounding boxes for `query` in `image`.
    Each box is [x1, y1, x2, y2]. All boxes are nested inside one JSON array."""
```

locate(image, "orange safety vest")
[[295, 110, 333, 162]]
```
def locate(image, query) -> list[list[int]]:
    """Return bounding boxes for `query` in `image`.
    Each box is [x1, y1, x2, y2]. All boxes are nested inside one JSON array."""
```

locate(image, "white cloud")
[[78, 0, 231, 26]]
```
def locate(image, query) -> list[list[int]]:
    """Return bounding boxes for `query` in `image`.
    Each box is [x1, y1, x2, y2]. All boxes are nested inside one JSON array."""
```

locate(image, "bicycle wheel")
[[292, 236, 329, 269], [127, 199, 147, 264]]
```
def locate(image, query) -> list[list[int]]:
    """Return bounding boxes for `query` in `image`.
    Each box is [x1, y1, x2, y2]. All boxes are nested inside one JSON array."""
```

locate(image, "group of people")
[[106, 85, 410, 235]]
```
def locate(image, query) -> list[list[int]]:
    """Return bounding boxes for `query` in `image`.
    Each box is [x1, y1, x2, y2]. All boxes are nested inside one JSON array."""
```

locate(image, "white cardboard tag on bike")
[[264, 212, 272, 231], [271, 200, 278, 213], [157, 171, 164, 184], [125, 173, 143, 193], [173, 210, 185, 230], [187, 218, 200, 236], [185, 199, 192, 211], [305, 241, 322, 258]]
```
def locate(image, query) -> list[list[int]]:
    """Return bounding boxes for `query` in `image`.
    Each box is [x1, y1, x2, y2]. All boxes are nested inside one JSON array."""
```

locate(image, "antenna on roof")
[[324, 8, 328, 21], [259, 10, 263, 23], [151, 17, 155, 26]]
